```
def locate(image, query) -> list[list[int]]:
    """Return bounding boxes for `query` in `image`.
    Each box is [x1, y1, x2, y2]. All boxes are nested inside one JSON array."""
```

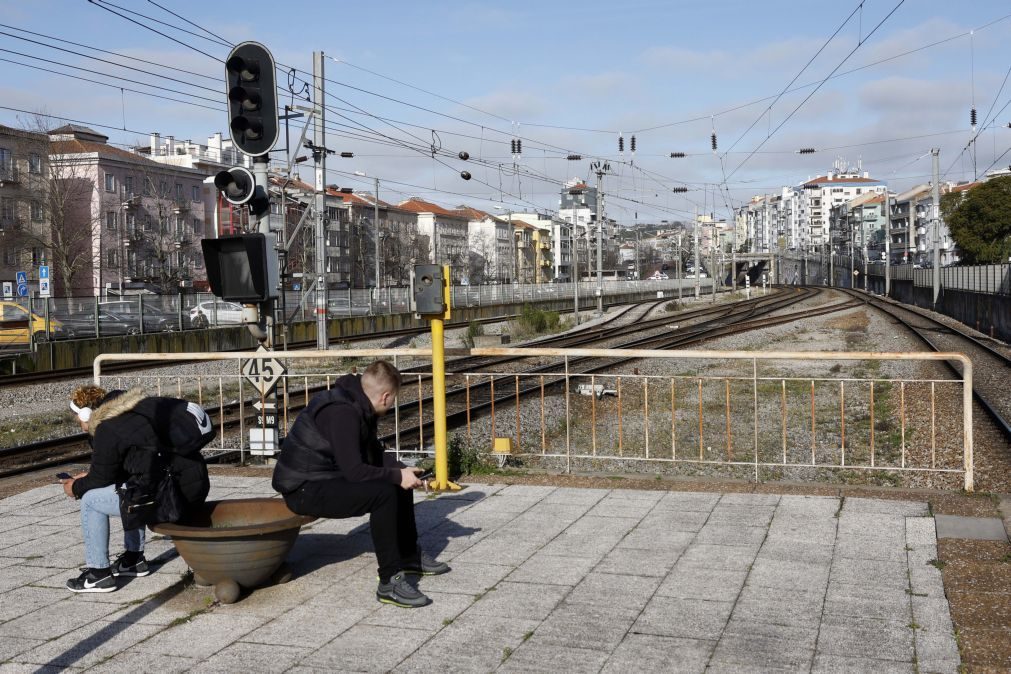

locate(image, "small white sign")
[[2, 282, 11, 299], [39, 279, 50, 298]]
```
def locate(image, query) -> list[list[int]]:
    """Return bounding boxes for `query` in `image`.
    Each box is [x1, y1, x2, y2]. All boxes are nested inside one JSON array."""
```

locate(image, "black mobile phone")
[[417, 470, 434, 481], [56, 472, 72, 480]]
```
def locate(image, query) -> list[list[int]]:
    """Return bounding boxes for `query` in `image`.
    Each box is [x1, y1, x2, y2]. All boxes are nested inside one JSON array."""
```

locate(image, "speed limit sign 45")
[[241, 348, 286, 395]]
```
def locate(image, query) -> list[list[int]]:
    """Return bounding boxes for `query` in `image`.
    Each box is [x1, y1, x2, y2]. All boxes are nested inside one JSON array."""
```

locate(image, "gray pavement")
[[0, 478, 960, 673]]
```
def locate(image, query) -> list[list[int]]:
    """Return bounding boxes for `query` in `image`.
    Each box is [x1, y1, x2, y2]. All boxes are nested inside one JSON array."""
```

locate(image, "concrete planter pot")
[[152, 498, 316, 604]]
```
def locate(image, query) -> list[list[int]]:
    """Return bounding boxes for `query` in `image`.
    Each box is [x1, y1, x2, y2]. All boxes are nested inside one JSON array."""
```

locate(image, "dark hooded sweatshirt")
[[72, 389, 210, 507], [272, 374, 403, 495]]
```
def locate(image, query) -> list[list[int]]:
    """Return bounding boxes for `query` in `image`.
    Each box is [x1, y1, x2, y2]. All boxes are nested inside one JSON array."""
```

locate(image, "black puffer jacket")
[[72, 389, 210, 507], [272, 374, 402, 494]]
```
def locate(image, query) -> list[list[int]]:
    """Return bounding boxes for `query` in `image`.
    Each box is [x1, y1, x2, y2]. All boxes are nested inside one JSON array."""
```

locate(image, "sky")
[[1, 0, 1009, 226]]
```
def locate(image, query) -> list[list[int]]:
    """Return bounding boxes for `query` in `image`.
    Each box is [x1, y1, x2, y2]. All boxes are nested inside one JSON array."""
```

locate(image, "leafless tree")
[[128, 174, 201, 292]]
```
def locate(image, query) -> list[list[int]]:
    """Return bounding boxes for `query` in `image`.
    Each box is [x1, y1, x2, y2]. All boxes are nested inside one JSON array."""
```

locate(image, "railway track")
[[2, 288, 852, 477], [838, 288, 1011, 440]]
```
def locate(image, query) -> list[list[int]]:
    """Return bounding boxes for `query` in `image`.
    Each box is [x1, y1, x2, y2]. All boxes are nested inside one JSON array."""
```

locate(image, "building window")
[[159, 180, 167, 196], [0, 148, 11, 175], [192, 217, 202, 236], [28, 153, 41, 174], [176, 252, 185, 267], [127, 250, 137, 271], [1, 197, 14, 224], [176, 215, 184, 236], [175, 183, 183, 199], [142, 177, 151, 196], [107, 249, 118, 268], [105, 173, 116, 192], [144, 214, 153, 231], [30, 200, 42, 222], [3, 247, 14, 266], [192, 185, 200, 202], [106, 211, 117, 230], [126, 212, 136, 232], [124, 176, 134, 196], [31, 247, 42, 265]]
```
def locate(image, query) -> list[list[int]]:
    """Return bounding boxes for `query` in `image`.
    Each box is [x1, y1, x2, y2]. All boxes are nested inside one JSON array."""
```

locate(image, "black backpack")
[[118, 400, 215, 529]]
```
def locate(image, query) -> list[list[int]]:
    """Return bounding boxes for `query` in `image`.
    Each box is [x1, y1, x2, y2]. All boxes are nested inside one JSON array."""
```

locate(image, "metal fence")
[[0, 277, 702, 349], [91, 346, 974, 491], [799, 255, 1011, 296]]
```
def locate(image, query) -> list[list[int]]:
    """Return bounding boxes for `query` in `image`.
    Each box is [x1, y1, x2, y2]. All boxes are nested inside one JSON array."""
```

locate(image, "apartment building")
[[0, 124, 50, 290], [49, 125, 209, 296]]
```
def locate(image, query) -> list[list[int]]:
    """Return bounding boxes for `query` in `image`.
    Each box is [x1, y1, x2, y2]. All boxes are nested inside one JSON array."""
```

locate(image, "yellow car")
[[0, 301, 62, 346]]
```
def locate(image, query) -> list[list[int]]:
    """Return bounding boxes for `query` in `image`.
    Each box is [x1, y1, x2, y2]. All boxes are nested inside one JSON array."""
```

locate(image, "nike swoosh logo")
[[186, 402, 212, 435], [84, 577, 108, 588]]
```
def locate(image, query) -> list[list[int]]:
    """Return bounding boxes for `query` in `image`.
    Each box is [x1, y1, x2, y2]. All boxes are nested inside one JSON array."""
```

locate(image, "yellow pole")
[[430, 264, 460, 491]]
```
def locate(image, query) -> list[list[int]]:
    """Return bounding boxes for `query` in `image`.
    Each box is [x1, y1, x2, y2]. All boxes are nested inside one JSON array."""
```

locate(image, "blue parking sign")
[[15, 270, 27, 285]]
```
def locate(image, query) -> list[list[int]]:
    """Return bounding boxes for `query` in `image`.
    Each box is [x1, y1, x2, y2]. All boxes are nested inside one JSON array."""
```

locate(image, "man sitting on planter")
[[272, 360, 449, 608]]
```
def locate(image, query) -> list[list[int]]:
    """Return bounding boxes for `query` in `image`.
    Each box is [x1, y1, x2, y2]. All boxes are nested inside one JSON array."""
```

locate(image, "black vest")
[[271, 386, 372, 494]]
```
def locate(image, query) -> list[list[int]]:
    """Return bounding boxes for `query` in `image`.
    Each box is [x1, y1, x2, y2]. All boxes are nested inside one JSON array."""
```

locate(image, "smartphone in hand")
[[417, 470, 434, 481], [56, 472, 72, 481]]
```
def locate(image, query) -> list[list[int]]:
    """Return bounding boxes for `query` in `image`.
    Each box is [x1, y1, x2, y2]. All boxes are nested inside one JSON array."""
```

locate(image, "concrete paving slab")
[[757, 540, 834, 564], [86, 651, 199, 674], [530, 602, 639, 652], [934, 514, 1008, 540], [594, 545, 680, 577], [564, 571, 662, 610], [811, 654, 916, 673], [464, 581, 569, 621], [732, 586, 824, 628], [834, 533, 909, 561], [707, 504, 776, 526], [600, 633, 715, 674], [719, 493, 782, 506], [905, 516, 937, 545], [0, 636, 47, 663], [694, 523, 767, 547], [505, 551, 597, 586], [656, 566, 749, 602], [817, 614, 916, 663], [417, 560, 513, 596], [633, 597, 735, 640], [499, 640, 610, 674], [830, 557, 909, 588], [190, 642, 306, 674], [539, 487, 607, 505], [129, 613, 267, 660], [638, 508, 712, 532], [677, 543, 758, 571], [391, 613, 538, 672], [653, 491, 721, 511], [0, 596, 121, 640], [16, 618, 162, 669], [242, 603, 373, 649], [842, 497, 929, 517]]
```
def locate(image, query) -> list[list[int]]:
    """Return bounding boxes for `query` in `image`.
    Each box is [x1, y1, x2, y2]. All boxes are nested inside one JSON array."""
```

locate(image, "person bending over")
[[62, 386, 210, 593], [272, 360, 448, 608]]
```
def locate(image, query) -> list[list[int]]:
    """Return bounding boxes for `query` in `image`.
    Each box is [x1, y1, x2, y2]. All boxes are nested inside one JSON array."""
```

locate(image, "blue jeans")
[[80, 484, 144, 569]]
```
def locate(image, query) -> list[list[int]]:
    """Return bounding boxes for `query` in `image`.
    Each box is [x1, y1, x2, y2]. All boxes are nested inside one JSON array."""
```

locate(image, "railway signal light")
[[225, 42, 279, 157], [201, 233, 279, 302], [214, 166, 269, 217]]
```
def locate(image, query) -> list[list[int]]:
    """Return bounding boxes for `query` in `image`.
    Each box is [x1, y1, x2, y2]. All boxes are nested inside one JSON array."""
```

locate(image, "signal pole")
[[313, 51, 328, 350], [693, 207, 700, 300], [593, 164, 606, 313]]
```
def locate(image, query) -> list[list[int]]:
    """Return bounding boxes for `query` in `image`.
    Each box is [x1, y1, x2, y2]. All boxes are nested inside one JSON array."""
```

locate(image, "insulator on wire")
[[970, 108, 977, 127], [618, 135, 624, 153], [458, 151, 470, 160], [797, 148, 816, 154], [510, 140, 517, 154], [630, 136, 636, 153], [673, 186, 688, 193], [670, 152, 685, 158], [711, 132, 717, 152], [566, 154, 582, 160], [460, 171, 471, 180]]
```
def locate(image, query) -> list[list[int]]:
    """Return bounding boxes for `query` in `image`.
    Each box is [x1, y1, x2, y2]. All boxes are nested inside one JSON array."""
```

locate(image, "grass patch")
[[462, 320, 485, 348], [928, 559, 947, 570], [448, 434, 497, 477], [511, 304, 562, 338]]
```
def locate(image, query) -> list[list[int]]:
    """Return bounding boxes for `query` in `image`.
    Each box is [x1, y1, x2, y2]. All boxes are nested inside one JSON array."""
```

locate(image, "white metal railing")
[[92, 347, 973, 491]]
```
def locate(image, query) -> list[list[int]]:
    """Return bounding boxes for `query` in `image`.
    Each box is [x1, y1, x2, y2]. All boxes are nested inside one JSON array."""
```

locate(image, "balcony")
[[172, 198, 190, 213], [0, 215, 23, 231]]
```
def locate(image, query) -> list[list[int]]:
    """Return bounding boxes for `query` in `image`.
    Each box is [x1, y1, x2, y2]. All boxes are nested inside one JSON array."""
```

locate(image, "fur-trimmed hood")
[[88, 388, 146, 436]]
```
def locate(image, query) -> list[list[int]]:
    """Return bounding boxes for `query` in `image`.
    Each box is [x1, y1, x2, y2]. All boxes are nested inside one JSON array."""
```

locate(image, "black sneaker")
[[67, 567, 116, 593], [403, 551, 450, 576], [376, 571, 431, 608], [111, 552, 150, 577]]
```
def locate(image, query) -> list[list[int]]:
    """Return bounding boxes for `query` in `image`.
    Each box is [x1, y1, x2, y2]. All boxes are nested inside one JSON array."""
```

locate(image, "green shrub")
[[463, 320, 485, 347], [515, 304, 561, 336], [448, 434, 495, 476]]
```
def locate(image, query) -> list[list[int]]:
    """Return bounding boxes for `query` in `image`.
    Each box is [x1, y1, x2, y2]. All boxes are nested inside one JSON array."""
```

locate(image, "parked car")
[[0, 301, 62, 346], [59, 310, 144, 338], [189, 300, 244, 328], [98, 301, 181, 332]]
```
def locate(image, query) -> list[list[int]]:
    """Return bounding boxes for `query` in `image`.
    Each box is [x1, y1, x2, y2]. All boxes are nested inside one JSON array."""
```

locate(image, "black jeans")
[[284, 478, 419, 582]]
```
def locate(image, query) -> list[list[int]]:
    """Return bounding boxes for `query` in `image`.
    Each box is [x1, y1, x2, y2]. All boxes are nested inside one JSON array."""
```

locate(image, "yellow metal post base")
[[426, 480, 463, 492]]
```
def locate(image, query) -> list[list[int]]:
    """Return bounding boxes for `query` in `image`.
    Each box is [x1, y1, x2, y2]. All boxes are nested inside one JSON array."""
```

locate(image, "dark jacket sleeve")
[[72, 426, 124, 498], [315, 405, 401, 484]]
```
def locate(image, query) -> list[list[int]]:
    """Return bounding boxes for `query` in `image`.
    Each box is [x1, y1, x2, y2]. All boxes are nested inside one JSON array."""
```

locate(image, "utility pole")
[[570, 217, 579, 323], [931, 148, 941, 307], [693, 207, 700, 300], [676, 233, 682, 301], [885, 192, 891, 296], [593, 165, 606, 313], [374, 177, 380, 290], [313, 51, 328, 350]]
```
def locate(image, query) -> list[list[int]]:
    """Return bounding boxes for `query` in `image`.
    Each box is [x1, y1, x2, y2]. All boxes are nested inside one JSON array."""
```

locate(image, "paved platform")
[[0, 478, 960, 673]]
